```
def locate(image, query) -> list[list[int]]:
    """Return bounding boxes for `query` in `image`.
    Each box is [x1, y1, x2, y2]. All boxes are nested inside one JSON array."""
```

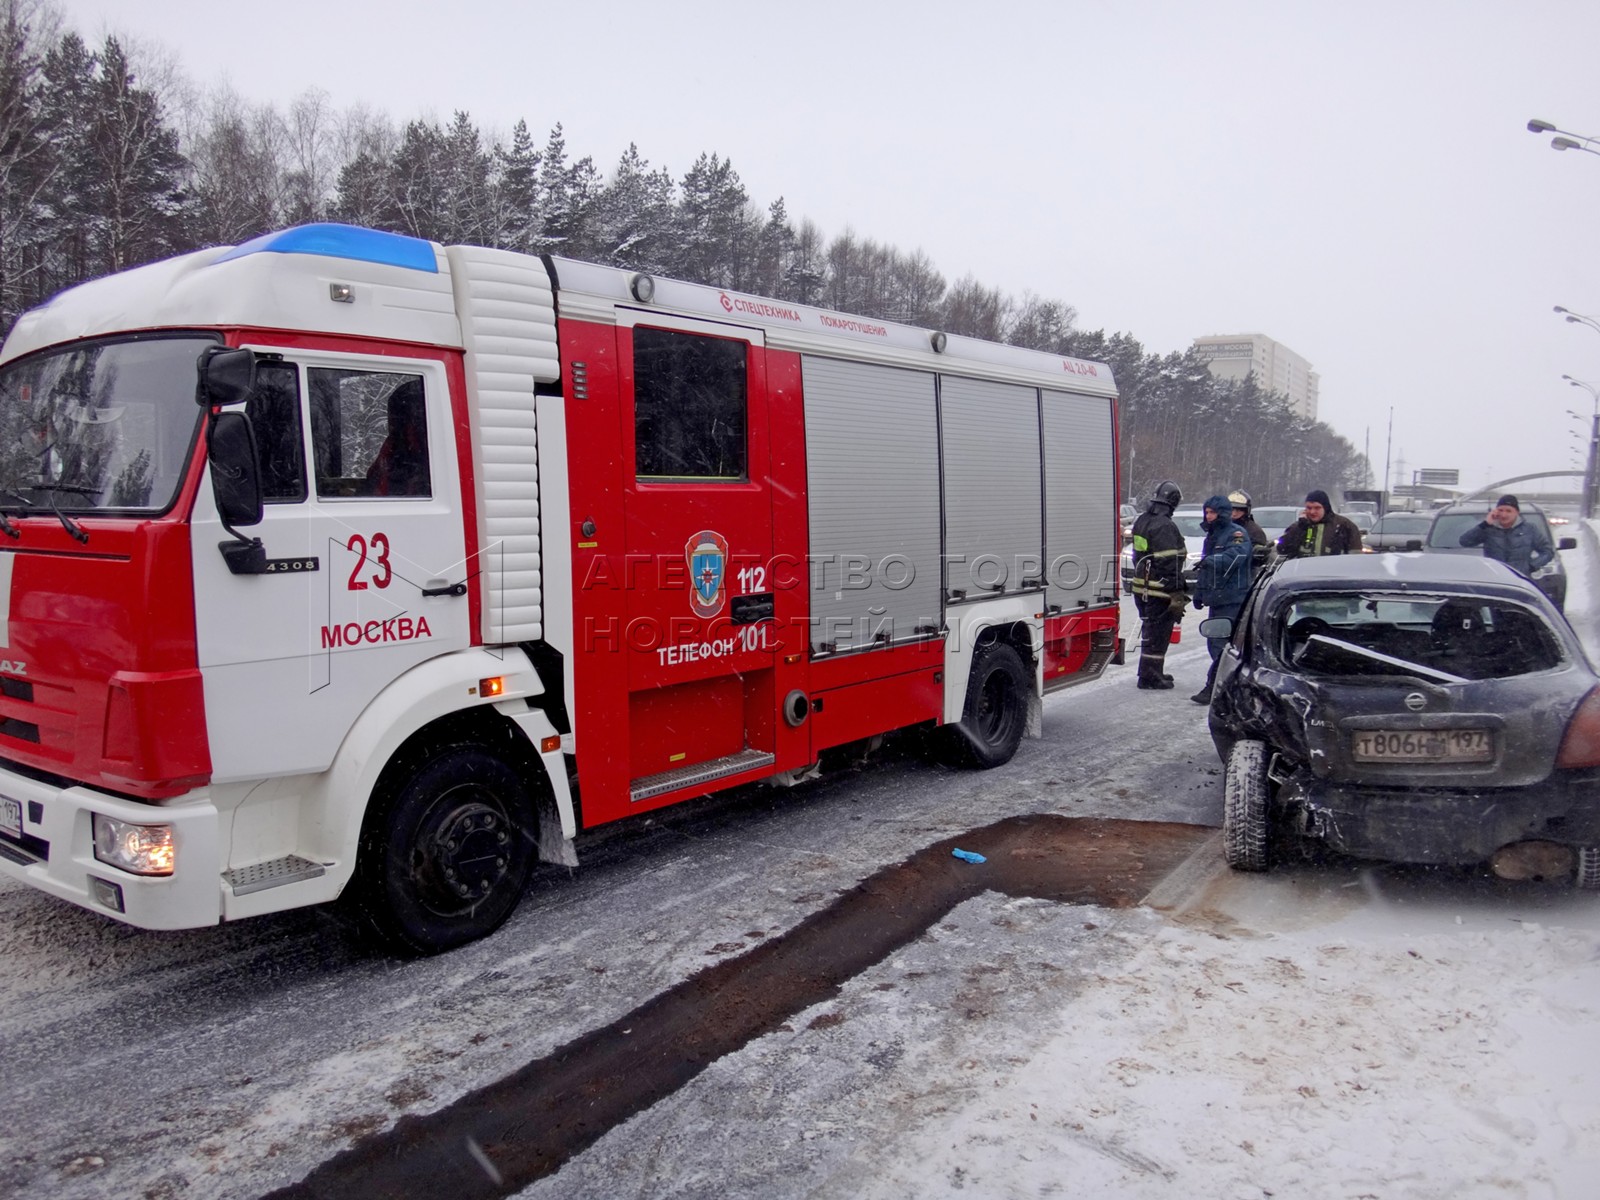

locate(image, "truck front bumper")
[[0, 767, 220, 929]]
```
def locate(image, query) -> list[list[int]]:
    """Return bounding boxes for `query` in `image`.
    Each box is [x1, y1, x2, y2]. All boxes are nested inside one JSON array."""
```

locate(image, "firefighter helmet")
[[1151, 480, 1182, 508], [1227, 489, 1252, 513]]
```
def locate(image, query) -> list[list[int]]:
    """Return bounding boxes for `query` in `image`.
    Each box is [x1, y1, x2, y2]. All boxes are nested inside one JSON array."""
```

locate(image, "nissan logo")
[[1404, 692, 1427, 712]]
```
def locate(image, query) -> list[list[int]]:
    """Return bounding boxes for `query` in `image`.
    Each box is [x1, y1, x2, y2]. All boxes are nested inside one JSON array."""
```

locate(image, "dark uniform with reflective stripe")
[[1129, 507, 1187, 686]]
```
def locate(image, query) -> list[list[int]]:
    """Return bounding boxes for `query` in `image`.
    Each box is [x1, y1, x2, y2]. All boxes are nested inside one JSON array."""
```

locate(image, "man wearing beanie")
[[1191, 494, 1255, 704], [1277, 489, 1364, 558], [1459, 494, 1553, 578]]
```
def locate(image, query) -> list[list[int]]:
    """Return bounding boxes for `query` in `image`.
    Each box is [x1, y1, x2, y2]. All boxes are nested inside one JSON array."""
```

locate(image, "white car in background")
[[1124, 506, 1207, 588], [1251, 505, 1303, 544]]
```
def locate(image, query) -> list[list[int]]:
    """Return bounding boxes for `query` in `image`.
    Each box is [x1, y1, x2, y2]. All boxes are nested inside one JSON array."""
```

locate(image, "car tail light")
[[1557, 688, 1600, 768]]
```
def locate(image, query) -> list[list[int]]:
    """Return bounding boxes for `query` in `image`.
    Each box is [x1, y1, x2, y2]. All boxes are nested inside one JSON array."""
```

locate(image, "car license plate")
[[1351, 729, 1493, 763], [0, 795, 19, 839]]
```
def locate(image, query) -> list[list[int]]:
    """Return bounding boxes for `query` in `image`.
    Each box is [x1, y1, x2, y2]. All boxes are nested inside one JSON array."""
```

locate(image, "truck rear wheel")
[[352, 744, 538, 955], [941, 642, 1029, 769]]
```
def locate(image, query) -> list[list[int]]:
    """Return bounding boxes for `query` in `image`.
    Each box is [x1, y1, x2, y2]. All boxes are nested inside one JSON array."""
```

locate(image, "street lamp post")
[[1564, 375, 1600, 519], [1528, 118, 1600, 159], [1555, 303, 1600, 518], [1556, 306, 1600, 335]]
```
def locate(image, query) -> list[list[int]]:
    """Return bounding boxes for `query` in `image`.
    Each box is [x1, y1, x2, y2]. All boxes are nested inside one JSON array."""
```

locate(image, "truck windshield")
[[0, 335, 213, 514]]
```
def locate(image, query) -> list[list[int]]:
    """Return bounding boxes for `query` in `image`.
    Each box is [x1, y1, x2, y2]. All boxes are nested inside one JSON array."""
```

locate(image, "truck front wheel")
[[352, 744, 538, 955]]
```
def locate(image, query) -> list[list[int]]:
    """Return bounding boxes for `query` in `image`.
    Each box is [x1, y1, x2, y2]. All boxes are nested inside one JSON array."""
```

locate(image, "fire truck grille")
[[224, 854, 327, 896], [0, 833, 45, 866], [0, 717, 39, 743], [630, 749, 776, 803]]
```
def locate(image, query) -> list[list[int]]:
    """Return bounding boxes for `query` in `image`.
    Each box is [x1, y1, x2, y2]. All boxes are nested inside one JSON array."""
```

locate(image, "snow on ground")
[[7, 530, 1600, 1199], [820, 533, 1600, 1200], [524, 530, 1600, 1200], [839, 534, 1600, 1200], [851, 869, 1600, 1200]]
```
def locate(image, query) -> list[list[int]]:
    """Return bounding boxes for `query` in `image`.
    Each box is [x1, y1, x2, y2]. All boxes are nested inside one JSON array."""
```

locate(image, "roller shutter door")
[[1042, 389, 1118, 610], [802, 356, 942, 654], [940, 376, 1043, 599]]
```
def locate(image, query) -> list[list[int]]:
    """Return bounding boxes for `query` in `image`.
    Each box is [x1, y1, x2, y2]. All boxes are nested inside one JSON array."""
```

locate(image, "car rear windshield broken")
[[1279, 593, 1564, 682]]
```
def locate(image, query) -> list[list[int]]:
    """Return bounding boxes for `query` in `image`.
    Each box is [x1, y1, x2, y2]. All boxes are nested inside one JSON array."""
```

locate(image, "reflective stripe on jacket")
[[1130, 509, 1187, 600]]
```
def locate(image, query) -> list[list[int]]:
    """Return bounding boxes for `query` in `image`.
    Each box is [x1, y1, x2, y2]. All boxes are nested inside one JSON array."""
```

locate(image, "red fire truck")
[[0, 224, 1120, 952]]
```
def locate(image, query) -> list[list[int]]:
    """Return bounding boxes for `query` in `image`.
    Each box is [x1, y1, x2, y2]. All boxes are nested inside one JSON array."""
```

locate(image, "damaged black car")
[[1203, 553, 1600, 885]]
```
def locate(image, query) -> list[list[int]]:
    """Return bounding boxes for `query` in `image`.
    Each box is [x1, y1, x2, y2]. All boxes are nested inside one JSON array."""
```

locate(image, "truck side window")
[[248, 361, 307, 503], [633, 327, 746, 481], [308, 369, 432, 499]]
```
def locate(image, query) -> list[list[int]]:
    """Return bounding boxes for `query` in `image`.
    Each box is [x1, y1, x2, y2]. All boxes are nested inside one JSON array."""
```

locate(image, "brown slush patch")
[[265, 815, 1209, 1200]]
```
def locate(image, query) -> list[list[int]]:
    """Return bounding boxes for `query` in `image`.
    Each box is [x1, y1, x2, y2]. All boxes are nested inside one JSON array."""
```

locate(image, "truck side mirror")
[[1404, 539, 1423, 551], [1559, 537, 1578, 551], [196, 346, 256, 408], [209, 410, 263, 527]]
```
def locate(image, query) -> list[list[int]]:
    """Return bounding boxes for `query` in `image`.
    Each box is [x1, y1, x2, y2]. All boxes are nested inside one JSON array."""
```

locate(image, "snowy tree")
[[940, 275, 1008, 341], [387, 118, 450, 240], [784, 217, 827, 305], [439, 111, 493, 246], [1005, 293, 1077, 354], [0, 25, 1373, 497], [751, 196, 794, 298], [881, 246, 945, 327], [77, 36, 188, 272], [186, 89, 281, 247], [331, 150, 395, 230], [590, 142, 675, 270], [0, 0, 59, 326], [673, 152, 755, 288], [535, 123, 599, 256], [328, 105, 398, 229], [490, 118, 539, 251], [280, 88, 338, 225]]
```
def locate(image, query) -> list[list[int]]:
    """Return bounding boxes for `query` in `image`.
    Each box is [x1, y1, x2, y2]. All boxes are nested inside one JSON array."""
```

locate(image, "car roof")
[[1266, 552, 1545, 595], [1432, 499, 1546, 516]]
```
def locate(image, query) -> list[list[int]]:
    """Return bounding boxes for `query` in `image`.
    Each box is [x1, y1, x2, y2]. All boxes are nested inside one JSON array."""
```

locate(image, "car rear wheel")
[[1223, 739, 1273, 872]]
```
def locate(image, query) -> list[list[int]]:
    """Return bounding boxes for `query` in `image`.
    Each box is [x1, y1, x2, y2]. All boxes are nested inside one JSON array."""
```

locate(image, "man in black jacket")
[[1277, 489, 1364, 558], [1129, 480, 1187, 690]]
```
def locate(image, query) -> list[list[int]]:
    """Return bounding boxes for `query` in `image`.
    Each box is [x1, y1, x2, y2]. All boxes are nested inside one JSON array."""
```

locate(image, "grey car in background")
[[1362, 511, 1434, 553], [1424, 501, 1576, 611]]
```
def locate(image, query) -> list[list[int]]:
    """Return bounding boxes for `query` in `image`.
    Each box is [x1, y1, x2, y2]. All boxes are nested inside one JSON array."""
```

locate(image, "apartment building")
[[1191, 333, 1319, 420]]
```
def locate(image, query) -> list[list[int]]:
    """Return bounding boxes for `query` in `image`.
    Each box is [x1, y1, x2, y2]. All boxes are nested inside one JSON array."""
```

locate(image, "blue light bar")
[[215, 224, 438, 273]]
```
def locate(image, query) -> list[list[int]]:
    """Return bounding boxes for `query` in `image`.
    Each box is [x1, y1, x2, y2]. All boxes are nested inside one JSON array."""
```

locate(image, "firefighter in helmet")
[[1229, 489, 1270, 572], [1129, 480, 1187, 689]]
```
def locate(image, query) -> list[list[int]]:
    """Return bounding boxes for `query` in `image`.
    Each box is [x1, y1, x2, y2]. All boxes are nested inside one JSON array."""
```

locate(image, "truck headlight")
[[92, 814, 175, 876]]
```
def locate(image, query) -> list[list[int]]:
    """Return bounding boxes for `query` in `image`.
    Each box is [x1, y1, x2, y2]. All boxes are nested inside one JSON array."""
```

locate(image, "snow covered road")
[[3, 572, 1598, 1199]]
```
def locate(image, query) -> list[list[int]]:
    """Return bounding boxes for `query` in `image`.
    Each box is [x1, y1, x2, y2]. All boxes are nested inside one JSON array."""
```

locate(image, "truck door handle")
[[421, 581, 467, 598], [731, 592, 774, 624]]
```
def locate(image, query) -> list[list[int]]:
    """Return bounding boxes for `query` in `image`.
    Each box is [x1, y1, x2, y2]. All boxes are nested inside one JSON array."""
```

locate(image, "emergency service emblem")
[[686, 530, 729, 618]]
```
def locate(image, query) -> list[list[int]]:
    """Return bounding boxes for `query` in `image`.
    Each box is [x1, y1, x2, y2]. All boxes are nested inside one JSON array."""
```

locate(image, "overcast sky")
[[54, 0, 1600, 497]]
